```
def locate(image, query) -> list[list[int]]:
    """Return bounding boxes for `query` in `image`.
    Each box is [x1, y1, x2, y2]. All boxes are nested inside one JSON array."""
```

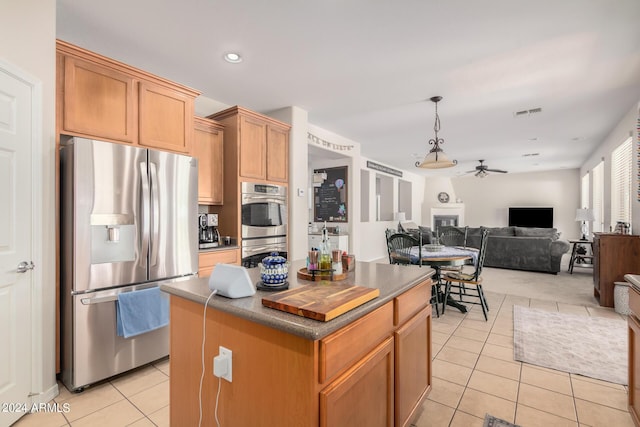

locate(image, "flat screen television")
[[508, 207, 553, 228]]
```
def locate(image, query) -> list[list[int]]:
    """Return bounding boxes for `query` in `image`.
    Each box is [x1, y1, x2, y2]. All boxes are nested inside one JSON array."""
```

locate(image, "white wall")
[[1, 0, 57, 399], [451, 169, 580, 239], [580, 102, 639, 233]]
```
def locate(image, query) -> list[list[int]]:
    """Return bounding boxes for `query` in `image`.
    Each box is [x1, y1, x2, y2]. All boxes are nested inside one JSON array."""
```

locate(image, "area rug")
[[484, 413, 520, 427], [513, 305, 627, 385]]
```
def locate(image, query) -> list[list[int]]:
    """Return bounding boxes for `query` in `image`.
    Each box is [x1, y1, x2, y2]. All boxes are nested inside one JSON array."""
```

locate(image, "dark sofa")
[[463, 226, 570, 274], [398, 222, 569, 274]]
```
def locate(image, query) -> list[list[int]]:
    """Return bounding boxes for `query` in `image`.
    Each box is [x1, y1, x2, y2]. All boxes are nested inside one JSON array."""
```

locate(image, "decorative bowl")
[[423, 244, 444, 252], [259, 252, 289, 285]]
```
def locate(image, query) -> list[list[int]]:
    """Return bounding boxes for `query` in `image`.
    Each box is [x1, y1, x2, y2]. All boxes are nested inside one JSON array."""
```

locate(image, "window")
[[611, 137, 632, 228], [581, 173, 591, 236], [592, 161, 604, 232], [581, 174, 589, 209]]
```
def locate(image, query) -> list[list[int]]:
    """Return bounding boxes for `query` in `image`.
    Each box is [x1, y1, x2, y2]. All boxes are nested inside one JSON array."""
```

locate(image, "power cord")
[[198, 289, 218, 427]]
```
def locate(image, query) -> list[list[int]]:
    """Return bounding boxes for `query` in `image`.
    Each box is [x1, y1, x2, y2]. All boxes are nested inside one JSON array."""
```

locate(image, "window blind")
[[611, 137, 632, 229], [592, 161, 604, 232]]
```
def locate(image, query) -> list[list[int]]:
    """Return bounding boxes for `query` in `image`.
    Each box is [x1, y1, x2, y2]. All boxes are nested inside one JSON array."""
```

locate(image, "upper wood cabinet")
[[62, 56, 138, 144], [208, 106, 290, 184], [56, 40, 199, 153], [193, 117, 224, 205], [138, 81, 194, 153]]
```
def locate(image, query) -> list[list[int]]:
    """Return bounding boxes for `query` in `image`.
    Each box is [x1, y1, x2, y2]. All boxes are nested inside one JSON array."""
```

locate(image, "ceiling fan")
[[467, 160, 508, 178]]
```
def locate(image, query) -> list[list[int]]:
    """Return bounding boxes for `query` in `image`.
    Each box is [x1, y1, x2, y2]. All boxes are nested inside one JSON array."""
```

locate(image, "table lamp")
[[575, 208, 595, 240], [395, 212, 406, 230]]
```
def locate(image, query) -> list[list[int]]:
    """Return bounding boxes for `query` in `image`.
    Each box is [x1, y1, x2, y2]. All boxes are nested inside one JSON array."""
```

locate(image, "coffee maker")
[[199, 213, 221, 249]]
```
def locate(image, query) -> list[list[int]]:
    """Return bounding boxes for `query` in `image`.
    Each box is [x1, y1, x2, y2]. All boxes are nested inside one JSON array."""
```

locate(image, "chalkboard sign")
[[314, 166, 348, 222]]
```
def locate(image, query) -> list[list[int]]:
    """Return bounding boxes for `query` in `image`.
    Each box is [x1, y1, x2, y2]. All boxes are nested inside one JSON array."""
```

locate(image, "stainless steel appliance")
[[59, 137, 198, 391], [199, 213, 221, 248], [241, 182, 287, 266]]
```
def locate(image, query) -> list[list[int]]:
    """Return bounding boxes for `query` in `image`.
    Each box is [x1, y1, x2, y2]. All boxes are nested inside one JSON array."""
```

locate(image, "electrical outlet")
[[213, 346, 232, 382]]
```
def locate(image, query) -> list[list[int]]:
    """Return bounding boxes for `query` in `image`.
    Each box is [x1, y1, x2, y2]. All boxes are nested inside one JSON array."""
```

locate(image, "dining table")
[[401, 245, 479, 313]]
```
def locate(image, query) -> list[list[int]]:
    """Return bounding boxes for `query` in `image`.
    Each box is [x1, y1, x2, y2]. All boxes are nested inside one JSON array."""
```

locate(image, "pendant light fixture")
[[415, 96, 457, 169]]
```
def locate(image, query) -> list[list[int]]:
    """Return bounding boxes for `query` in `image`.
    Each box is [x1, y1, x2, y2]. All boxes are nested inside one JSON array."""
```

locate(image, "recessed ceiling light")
[[223, 52, 242, 63]]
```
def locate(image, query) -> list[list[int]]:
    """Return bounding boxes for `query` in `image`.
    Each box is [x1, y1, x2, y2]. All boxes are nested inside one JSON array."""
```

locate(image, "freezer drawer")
[[60, 285, 169, 391]]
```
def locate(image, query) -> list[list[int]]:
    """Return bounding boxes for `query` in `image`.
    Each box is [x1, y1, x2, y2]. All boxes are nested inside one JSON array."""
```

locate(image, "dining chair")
[[387, 232, 421, 266], [385, 228, 397, 263], [442, 227, 490, 320], [438, 225, 469, 247], [438, 226, 470, 274], [386, 232, 441, 317]]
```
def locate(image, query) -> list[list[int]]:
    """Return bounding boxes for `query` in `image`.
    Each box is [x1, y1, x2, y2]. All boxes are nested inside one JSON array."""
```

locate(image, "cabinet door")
[[629, 315, 640, 426], [198, 249, 239, 277], [239, 115, 267, 180], [139, 81, 194, 153], [194, 119, 224, 205], [63, 56, 138, 143], [266, 124, 289, 182], [320, 337, 394, 427], [395, 306, 431, 427]]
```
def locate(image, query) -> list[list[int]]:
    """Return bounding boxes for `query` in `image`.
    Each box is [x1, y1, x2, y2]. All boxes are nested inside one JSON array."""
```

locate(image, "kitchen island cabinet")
[[161, 261, 433, 427], [624, 274, 640, 426]]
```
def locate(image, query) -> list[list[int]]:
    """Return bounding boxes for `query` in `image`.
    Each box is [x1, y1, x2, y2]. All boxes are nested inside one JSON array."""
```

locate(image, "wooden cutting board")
[[261, 283, 380, 322]]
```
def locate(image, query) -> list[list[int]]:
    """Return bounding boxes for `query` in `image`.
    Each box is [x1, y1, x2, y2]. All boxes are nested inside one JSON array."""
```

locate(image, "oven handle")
[[243, 245, 287, 257], [242, 195, 286, 204]]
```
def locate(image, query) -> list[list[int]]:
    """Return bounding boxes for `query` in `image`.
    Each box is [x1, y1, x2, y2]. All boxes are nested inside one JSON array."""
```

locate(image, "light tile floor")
[[13, 271, 634, 427], [412, 290, 634, 427], [13, 359, 170, 427]]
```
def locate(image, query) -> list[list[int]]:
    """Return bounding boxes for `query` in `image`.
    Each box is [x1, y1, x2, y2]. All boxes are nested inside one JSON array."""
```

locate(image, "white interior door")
[[0, 64, 33, 426]]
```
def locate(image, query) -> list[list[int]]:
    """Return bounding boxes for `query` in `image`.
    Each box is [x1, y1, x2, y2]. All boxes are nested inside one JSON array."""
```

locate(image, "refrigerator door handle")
[[80, 295, 118, 305], [149, 162, 160, 267], [140, 162, 150, 268]]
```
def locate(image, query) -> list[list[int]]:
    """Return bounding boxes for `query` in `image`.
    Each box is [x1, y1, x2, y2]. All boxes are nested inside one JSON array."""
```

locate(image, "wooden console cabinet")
[[168, 278, 432, 427], [593, 233, 640, 307]]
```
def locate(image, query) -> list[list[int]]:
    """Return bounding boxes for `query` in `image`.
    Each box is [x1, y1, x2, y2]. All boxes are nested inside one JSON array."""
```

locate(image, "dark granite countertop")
[[160, 260, 434, 340]]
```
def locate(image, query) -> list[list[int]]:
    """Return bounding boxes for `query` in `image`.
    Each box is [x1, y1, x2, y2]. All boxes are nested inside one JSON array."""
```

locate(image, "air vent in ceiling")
[[523, 153, 540, 157], [513, 107, 542, 117]]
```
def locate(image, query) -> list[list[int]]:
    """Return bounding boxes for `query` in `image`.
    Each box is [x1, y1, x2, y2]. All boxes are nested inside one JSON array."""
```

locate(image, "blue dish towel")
[[116, 287, 169, 339]]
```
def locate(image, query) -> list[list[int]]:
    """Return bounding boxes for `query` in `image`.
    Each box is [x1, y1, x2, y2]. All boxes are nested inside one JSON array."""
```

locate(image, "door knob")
[[17, 261, 35, 273]]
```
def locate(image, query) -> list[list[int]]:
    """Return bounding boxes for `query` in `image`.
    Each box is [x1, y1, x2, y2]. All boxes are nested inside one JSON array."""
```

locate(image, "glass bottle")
[[319, 222, 332, 271]]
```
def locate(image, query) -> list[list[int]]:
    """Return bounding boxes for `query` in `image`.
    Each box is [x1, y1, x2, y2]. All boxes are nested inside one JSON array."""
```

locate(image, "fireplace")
[[430, 204, 465, 231], [434, 215, 458, 230]]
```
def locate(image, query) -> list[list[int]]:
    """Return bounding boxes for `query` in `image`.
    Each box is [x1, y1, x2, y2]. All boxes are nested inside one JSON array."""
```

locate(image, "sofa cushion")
[[486, 227, 515, 236], [514, 227, 559, 240]]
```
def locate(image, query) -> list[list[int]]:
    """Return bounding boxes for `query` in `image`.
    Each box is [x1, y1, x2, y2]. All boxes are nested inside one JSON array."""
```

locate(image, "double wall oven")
[[241, 182, 288, 267]]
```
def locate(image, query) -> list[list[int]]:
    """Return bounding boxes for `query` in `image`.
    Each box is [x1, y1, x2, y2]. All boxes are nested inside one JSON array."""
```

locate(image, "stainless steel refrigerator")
[[59, 137, 198, 391]]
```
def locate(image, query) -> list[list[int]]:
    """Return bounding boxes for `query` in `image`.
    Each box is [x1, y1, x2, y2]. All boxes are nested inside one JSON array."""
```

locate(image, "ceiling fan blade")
[[486, 168, 508, 173]]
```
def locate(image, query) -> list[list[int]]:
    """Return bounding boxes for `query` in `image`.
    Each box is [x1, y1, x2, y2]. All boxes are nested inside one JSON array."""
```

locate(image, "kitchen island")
[[161, 260, 434, 427]]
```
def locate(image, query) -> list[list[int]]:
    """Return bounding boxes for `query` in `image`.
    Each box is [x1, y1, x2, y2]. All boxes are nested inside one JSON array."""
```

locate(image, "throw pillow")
[[514, 226, 559, 240], [418, 226, 433, 244]]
